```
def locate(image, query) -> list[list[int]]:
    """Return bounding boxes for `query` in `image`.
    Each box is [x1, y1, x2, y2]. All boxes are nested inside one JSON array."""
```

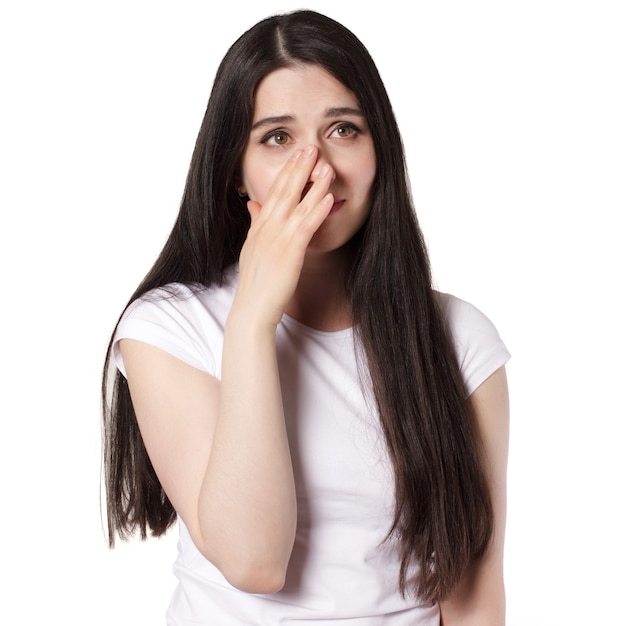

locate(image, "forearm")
[[193, 145, 332, 591], [197, 309, 296, 592], [440, 367, 509, 625], [439, 573, 505, 626]]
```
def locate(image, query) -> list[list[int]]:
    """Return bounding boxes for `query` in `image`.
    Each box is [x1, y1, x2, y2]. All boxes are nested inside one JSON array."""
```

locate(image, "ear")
[[234, 171, 247, 198]]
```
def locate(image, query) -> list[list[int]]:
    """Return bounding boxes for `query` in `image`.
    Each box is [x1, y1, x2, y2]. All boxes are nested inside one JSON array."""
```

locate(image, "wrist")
[[225, 303, 279, 340]]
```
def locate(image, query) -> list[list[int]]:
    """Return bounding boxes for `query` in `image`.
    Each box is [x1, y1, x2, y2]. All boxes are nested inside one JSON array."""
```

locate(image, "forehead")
[[253, 65, 360, 117]]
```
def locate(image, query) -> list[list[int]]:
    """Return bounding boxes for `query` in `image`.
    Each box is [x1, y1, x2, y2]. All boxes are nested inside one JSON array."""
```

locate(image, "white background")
[[1, 1, 624, 624]]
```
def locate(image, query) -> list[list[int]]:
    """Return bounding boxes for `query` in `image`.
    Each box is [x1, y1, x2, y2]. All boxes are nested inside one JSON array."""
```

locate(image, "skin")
[[121, 65, 376, 593], [239, 64, 376, 331], [440, 366, 509, 625], [119, 64, 509, 622]]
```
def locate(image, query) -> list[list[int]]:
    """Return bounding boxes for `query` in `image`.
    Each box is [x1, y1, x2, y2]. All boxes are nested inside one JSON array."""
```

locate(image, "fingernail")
[[304, 145, 316, 157], [291, 149, 303, 161], [312, 163, 329, 178]]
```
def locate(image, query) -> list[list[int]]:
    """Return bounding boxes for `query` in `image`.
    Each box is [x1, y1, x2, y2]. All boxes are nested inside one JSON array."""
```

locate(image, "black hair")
[[102, 10, 493, 601]]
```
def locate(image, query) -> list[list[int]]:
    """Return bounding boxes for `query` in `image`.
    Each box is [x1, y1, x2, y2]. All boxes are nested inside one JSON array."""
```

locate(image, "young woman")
[[102, 10, 510, 625]]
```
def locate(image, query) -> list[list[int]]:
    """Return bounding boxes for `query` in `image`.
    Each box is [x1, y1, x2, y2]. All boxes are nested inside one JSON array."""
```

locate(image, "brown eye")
[[333, 123, 360, 139], [260, 130, 292, 146]]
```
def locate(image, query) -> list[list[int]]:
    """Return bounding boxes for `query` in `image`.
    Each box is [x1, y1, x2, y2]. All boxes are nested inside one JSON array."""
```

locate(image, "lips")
[[328, 199, 344, 216]]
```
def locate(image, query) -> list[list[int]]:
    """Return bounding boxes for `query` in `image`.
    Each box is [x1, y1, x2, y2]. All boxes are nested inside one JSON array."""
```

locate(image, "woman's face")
[[239, 64, 376, 254]]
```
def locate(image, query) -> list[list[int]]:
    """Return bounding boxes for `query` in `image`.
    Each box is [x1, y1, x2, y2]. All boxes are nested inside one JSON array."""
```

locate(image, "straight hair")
[[102, 10, 493, 601]]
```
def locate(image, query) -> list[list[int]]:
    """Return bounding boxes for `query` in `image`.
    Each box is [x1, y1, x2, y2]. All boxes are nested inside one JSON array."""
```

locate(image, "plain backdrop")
[[1, 1, 624, 624]]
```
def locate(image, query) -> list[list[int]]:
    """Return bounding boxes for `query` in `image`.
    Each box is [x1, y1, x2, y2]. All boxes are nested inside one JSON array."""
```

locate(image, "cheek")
[[366, 163, 377, 193], [358, 155, 377, 198], [343, 146, 376, 196], [241, 157, 284, 204]]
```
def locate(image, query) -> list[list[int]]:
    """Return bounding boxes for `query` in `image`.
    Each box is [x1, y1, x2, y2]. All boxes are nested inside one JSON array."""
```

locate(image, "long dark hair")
[[102, 9, 493, 602]]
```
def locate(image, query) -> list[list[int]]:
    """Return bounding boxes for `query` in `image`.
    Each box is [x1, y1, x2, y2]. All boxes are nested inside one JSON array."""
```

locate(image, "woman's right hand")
[[119, 148, 335, 596], [234, 145, 335, 329]]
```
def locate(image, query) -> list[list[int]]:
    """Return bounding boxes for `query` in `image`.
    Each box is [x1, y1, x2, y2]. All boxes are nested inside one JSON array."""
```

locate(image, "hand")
[[234, 145, 335, 328]]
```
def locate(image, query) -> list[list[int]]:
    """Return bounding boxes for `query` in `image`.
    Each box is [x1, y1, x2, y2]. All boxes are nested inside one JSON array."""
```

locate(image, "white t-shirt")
[[113, 265, 511, 625]]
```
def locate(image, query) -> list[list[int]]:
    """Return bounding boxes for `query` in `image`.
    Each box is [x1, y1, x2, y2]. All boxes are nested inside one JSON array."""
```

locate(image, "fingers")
[[236, 147, 334, 327], [273, 145, 318, 208], [295, 161, 335, 221], [247, 200, 262, 224], [258, 145, 334, 222]]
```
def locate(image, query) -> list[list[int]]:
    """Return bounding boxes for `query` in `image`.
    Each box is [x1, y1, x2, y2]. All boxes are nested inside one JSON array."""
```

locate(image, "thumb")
[[247, 200, 263, 224]]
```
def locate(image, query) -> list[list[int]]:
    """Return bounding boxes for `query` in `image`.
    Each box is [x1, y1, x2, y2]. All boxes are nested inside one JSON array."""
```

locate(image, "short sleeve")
[[112, 284, 223, 379], [437, 292, 511, 397]]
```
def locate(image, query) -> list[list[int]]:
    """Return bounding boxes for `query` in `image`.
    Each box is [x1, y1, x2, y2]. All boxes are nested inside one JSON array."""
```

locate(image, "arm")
[[120, 327, 294, 594], [439, 365, 510, 626], [119, 146, 333, 594]]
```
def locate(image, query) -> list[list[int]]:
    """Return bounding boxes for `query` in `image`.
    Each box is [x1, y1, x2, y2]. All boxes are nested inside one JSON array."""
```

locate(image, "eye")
[[261, 130, 291, 146], [272, 132, 290, 145], [331, 123, 361, 139]]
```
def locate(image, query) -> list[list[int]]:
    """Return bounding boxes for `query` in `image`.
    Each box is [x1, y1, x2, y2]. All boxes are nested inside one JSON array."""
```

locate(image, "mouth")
[[328, 199, 344, 216]]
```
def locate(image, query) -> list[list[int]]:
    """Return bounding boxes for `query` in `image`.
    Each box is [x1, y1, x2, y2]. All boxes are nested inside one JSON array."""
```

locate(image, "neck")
[[285, 246, 353, 331]]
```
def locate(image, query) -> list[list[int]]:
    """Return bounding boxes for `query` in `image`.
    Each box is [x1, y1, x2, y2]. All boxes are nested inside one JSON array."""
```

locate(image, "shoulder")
[[435, 291, 511, 397], [114, 266, 239, 377], [124, 265, 239, 323], [436, 291, 503, 341]]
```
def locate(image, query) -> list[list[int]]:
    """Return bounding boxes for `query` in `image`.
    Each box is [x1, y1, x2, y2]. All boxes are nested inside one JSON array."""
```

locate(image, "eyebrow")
[[250, 107, 365, 131]]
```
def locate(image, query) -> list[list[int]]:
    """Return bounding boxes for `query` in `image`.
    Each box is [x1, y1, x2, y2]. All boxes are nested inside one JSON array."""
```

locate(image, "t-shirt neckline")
[[280, 313, 354, 339]]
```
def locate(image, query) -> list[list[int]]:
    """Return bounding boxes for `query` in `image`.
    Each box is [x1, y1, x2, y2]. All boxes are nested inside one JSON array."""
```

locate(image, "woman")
[[102, 9, 510, 625]]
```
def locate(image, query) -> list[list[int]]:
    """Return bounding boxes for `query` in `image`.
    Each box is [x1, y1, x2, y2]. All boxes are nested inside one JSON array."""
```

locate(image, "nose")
[[301, 146, 334, 202], [308, 144, 334, 182]]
